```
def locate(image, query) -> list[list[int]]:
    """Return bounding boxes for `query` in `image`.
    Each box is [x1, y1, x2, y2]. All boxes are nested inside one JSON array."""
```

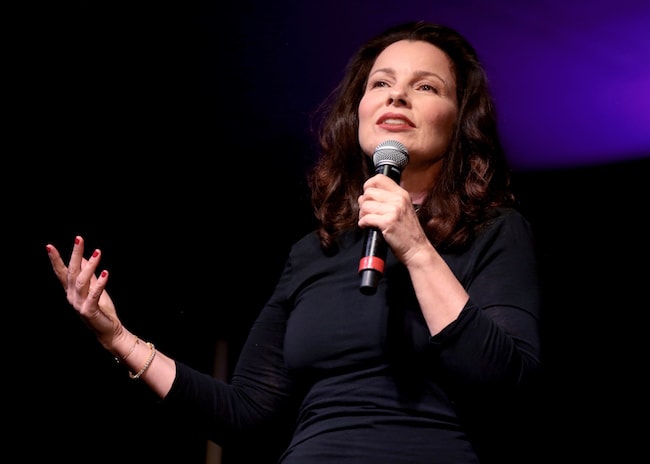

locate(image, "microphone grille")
[[373, 140, 409, 170]]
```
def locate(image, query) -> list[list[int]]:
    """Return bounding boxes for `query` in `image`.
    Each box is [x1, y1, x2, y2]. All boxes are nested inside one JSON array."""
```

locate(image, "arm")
[[358, 174, 469, 335], [359, 176, 541, 385], [47, 235, 298, 440]]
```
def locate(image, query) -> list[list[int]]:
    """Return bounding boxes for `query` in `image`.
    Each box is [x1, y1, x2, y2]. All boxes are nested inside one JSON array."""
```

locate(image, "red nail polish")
[[92, 250, 99, 258], [74, 237, 80, 245], [101, 271, 108, 278], [45, 245, 52, 253]]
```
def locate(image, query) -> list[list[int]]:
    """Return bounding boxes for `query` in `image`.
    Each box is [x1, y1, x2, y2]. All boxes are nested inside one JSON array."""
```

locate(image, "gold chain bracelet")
[[129, 342, 156, 380]]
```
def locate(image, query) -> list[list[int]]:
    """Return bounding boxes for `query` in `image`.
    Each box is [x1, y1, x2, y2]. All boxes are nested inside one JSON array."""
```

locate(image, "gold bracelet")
[[129, 342, 156, 380]]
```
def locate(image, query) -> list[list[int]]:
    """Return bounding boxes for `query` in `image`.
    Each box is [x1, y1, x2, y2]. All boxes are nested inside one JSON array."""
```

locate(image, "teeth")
[[383, 118, 406, 124]]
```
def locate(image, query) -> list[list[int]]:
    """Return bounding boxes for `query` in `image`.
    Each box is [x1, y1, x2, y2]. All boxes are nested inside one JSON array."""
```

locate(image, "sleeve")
[[427, 209, 544, 462], [162, 255, 299, 444], [430, 209, 542, 395]]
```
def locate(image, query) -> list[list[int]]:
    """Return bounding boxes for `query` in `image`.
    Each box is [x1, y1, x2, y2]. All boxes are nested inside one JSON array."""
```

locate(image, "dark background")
[[10, 1, 648, 463]]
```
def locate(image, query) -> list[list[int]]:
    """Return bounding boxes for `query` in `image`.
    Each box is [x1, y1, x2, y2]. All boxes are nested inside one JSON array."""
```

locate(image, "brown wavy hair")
[[308, 21, 515, 254]]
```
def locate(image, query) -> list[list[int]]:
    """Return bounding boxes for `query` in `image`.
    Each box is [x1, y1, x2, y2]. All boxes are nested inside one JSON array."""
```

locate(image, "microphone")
[[359, 139, 409, 295]]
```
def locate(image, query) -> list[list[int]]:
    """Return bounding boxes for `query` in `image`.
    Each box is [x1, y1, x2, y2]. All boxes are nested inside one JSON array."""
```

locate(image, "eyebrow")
[[370, 67, 449, 88]]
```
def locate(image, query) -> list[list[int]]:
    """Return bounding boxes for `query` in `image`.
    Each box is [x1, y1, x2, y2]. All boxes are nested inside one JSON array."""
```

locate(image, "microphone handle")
[[359, 228, 386, 295], [358, 163, 402, 295]]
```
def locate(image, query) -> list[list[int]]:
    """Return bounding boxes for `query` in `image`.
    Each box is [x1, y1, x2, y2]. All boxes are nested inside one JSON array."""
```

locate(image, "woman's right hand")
[[47, 235, 177, 396], [46, 235, 124, 349]]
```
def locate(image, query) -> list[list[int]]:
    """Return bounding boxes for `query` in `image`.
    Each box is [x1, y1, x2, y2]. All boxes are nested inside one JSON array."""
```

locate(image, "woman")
[[46, 21, 542, 463]]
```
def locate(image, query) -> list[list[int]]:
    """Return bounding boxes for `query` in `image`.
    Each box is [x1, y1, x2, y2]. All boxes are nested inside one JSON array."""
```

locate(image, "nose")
[[387, 87, 408, 106]]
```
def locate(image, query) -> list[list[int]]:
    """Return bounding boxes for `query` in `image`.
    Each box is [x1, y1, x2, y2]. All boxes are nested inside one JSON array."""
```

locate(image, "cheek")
[[357, 97, 375, 150], [357, 97, 373, 126], [428, 108, 457, 136]]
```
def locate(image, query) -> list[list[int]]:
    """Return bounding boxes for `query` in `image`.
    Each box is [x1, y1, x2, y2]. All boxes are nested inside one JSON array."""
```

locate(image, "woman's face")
[[358, 40, 458, 168]]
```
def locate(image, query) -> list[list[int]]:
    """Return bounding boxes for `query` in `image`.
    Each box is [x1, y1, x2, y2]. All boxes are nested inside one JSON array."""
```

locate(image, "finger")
[[364, 173, 399, 191], [80, 268, 110, 320], [88, 269, 109, 302], [45, 244, 69, 287], [74, 248, 102, 299], [67, 236, 85, 287]]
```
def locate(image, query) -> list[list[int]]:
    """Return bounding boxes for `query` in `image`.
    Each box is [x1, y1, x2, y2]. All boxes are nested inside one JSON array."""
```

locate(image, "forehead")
[[372, 40, 453, 78]]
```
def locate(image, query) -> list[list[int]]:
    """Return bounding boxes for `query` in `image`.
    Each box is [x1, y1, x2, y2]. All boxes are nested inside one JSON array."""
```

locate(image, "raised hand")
[[46, 235, 122, 346]]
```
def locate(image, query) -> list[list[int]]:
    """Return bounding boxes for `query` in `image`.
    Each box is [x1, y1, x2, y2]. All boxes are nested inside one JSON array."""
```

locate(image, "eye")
[[370, 79, 389, 89], [418, 83, 440, 94]]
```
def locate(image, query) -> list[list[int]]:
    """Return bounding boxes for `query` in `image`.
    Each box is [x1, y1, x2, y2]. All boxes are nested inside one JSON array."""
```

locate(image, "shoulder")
[[451, 207, 538, 260], [483, 207, 534, 236], [289, 228, 360, 255], [443, 207, 541, 291], [471, 207, 538, 259], [290, 229, 322, 253]]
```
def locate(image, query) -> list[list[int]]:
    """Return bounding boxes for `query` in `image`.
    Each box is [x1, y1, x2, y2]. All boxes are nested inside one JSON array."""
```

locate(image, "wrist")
[[114, 336, 140, 364], [105, 329, 138, 362]]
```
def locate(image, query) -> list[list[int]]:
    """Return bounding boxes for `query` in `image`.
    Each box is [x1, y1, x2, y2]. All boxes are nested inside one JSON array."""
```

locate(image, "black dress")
[[165, 207, 543, 463]]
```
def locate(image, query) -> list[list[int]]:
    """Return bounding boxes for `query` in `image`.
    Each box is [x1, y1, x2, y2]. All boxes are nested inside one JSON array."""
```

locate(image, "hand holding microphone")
[[358, 140, 409, 295]]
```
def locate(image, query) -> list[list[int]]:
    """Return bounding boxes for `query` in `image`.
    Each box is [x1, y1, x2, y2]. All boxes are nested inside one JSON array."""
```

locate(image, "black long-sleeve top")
[[165, 207, 542, 463]]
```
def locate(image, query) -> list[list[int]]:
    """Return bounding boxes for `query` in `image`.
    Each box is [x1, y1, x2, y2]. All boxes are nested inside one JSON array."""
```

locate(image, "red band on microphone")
[[358, 256, 385, 274]]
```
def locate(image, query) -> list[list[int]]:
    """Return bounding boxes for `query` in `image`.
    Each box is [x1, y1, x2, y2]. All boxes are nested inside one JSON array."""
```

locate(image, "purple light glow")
[[282, 0, 650, 171]]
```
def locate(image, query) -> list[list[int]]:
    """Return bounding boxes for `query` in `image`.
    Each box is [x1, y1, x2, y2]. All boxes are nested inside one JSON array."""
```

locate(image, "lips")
[[376, 113, 415, 127]]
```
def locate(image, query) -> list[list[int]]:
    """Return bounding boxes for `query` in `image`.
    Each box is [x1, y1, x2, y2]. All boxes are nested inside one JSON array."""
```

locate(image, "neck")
[[401, 159, 442, 205]]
